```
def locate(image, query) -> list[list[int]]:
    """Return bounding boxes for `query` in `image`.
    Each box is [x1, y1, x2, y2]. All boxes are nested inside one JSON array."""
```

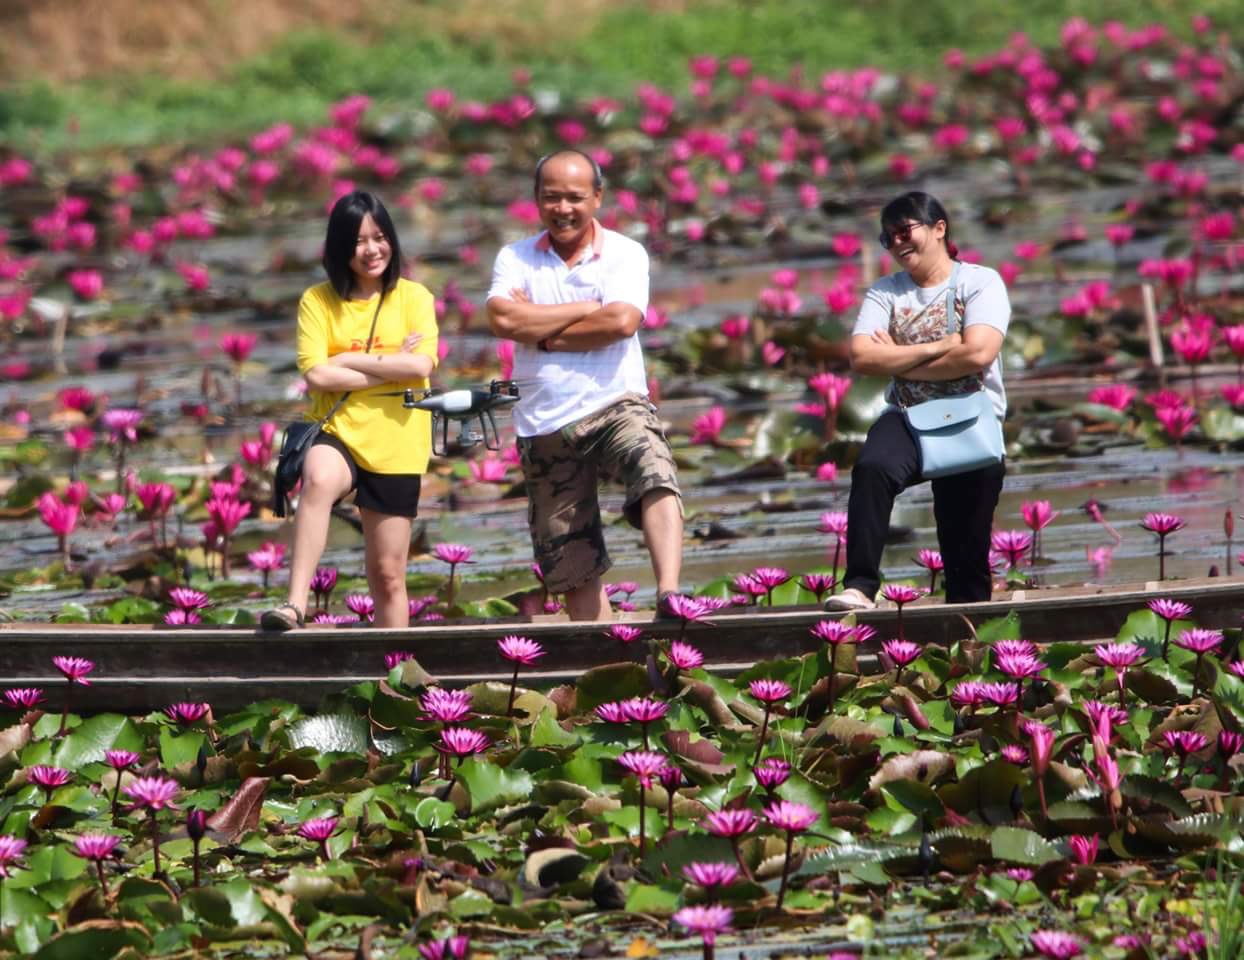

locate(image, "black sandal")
[[260, 603, 305, 632]]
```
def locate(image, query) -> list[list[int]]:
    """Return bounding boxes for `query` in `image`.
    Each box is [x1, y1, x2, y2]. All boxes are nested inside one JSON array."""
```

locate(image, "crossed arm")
[[487, 289, 643, 352], [303, 332, 435, 392], [849, 325, 1003, 381]]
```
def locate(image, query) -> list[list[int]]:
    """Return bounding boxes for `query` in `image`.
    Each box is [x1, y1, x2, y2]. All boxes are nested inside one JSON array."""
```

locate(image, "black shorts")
[[312, 433, 422, 518]]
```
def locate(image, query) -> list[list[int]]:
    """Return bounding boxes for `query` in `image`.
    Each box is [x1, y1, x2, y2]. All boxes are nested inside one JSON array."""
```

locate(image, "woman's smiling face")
[[349, 214, 391, 286], [883, 218, 946, 272]]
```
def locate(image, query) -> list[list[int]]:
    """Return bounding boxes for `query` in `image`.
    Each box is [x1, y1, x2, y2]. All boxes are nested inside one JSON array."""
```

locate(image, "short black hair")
[[322, 191, 403, 299], [880, 191, 957, 258], [533, 149, 604, 195]]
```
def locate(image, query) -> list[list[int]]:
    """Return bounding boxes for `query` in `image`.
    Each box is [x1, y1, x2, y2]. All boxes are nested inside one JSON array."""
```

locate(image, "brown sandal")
[[260, 603, 305, 632]]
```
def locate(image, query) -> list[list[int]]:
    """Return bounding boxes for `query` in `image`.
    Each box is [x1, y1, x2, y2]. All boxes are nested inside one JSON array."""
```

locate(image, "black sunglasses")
[[878, 221, 926, 249]]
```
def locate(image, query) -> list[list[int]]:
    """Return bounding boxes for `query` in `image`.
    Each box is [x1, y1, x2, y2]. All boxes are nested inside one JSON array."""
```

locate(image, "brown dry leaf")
[[0, 721, 32, 760], [868, 750, 955, 792], [207, 776, 269, 841]]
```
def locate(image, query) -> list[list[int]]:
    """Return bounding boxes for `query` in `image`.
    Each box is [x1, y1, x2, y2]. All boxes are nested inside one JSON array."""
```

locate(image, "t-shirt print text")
[[348, 337, 387, 351]]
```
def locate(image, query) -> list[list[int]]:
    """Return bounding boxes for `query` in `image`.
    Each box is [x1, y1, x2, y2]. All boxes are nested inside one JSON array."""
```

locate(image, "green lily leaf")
[[456, 757, 534, 813], [52, 713, 143, 771], [289, 713, 370, 754], [991, 826, 1059, 865]]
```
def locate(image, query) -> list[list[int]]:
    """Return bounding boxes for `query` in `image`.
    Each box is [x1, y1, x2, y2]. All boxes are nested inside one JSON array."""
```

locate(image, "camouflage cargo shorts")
[[517, 394, 682, 595]]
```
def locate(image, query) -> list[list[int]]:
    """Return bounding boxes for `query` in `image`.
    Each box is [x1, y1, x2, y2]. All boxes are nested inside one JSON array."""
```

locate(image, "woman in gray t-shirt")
[[826, 191, 1010, 611]]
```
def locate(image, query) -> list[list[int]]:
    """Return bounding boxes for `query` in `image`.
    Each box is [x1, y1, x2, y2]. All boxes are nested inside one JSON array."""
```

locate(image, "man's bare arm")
[[543, 303, 643, 351], [487, 291, 600, 344]]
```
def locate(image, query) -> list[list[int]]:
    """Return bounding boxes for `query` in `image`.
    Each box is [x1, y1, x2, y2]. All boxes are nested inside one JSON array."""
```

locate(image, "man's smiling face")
[[536, 154, 601, 258]]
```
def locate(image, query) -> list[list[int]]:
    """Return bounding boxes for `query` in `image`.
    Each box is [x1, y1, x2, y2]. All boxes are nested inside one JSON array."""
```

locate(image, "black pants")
[[843, 411, 1005, 603]]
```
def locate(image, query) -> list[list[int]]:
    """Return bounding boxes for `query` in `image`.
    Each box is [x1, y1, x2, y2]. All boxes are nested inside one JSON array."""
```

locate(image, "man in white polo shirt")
[[487, 149, 684, 621]]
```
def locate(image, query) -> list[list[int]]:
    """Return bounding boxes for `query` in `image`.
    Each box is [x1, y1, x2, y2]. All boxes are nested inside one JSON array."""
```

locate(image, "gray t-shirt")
[[853, 261, 1010, 418]]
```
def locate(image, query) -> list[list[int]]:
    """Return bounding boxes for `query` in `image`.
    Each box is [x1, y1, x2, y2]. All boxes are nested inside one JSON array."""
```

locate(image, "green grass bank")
[[0, 0, 1237, 153]]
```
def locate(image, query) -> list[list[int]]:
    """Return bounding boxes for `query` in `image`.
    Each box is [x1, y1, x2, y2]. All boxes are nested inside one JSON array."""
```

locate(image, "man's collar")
[[535, 219, 605, 257]]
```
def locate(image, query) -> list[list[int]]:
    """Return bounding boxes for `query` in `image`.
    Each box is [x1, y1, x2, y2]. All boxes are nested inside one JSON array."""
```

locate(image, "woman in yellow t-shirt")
[[262, 191, 439, 631]]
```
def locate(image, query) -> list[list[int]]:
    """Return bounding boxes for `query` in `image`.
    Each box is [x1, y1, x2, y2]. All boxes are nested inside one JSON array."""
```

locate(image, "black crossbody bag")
[[272, 296, 383, 517]]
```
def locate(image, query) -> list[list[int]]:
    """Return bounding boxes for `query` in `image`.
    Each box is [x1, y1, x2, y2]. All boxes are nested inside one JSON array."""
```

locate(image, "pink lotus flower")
[[498, 635, 543, 665], [981, 681, 1019, 708], [673, 904, 733, 949], [177, 262, 210, 292], [420, 688, 472, 726], [1068, 834, 1098, 866], [1162, 729, 1209, 758], [164, 702, 210, 725], [167, 588, 209, 612], [607, 624, 643, 644], [681, 861, 739, 890], [27, 764, 71, 801], [434, 543, 474, 608], [912, 548, 943, 592], [748, 679, 790, 704], [1155, 404, 1197, 447], [123, 775, 179, 811], [53, 655, 94, 685], [105, 750, 140, 770], [749, 566, 790, 605], [799, 573, 836, 601], [205, 497, 250, 535], [1095, 642, 1142, 669], [997, 652, 1046, 681], [595, 701, 629, 724], [164, 609, 200, 626], [0, 836, 28, 878], [68, 269, 104, 300], [4, 687, 45, 710], [666, 640, 704, 670], [690, 407, 727, 445], [882, 584, 922, 605], [1031, 930, 1084, 958], [950, 681, 986, 710], [754, 757, 791, 792], [219, 332, 257, 364], [437, 726, 490, 761], [704, 808, 757, 838], [1139, 513, 1185, 581], [764, 798, 817, 910], [73, 832, 121, 863], [344, 593, 375, 622], [1026, 721, 1056, 818], [991, 530, 1032, 571], [1020, 501, 1058, 560], [1001, 744, 1028, 765], [1086, 384, 1135, 410], [417, 936, 470, 960], [763, 798, 817, 833], [622, 697, 669, 723], [1176, 628, 1222, 697], [37, 493, 78, 558], [297, 816, 339, 859], [882, 638, 921, 673], [617, 750, 669, 789]]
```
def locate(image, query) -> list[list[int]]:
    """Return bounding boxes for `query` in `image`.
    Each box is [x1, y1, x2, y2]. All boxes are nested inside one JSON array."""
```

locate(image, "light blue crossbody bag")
[[900, 263, 1004, 479]]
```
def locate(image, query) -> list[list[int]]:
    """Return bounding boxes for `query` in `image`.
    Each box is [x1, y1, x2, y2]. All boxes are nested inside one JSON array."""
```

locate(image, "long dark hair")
[[322, 191, 403, 299], [880, 191, 959, 260]]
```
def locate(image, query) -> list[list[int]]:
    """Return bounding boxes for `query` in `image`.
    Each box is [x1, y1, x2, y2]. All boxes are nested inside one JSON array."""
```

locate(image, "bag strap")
[[944, 261, 962, 335], [314, 292, 385, 427]]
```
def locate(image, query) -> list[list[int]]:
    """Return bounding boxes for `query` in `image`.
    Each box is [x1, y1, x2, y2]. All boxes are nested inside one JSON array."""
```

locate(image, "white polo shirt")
[[488, 221, 650, 437]]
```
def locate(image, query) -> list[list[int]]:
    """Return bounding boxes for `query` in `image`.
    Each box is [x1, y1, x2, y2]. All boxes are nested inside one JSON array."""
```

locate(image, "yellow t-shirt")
[[296, 278, 439, 474]]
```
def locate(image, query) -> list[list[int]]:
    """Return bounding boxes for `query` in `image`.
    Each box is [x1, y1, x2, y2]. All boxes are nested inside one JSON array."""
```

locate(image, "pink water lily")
[[1031, 930, 1084, 959], [26, 765, 71, 802], [673, 904, 733, 955], [421, 687, 473, 725], [437, 726, 490, 762], [606, 624, 643, 644], [124, 775, 179, 876], [1020, 500, 1059, 560], [52, 654, 94, 735], [753, 757, 791, 793], [1176, 627, 1222, 697], [0, 835, 28, 879], [703, 807, 757, 880], [690, 406, 727, 445], [882, 639, 921, 686], [434, 543, 474, 609], [417, 936, 470, 960], [749, 566, 790, 605], [990, 530, 1032, 571], [666, 639, 705, 671], [617, 750, 670, 858], [498, 634, 544, 715], [818, 511, 848, 589], [163, 702, 210, 726], [37, 492, 78, 565], [1148, 598, 1192, 659], [296, 816, 340, 860], [913, 548, 943, 593], [1095, 642, 1143, 704], [1025, 721, 1056, 819], [798, 572, 836, 602], [1068, 834, 1098, 866], [763, 799, 818, 911], [1140, 513, 1185, 580], [748, 679, 791, 765], [681, 861, 739, 897], [3, 688, 44, 710], [72, 833, 122, 896]]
